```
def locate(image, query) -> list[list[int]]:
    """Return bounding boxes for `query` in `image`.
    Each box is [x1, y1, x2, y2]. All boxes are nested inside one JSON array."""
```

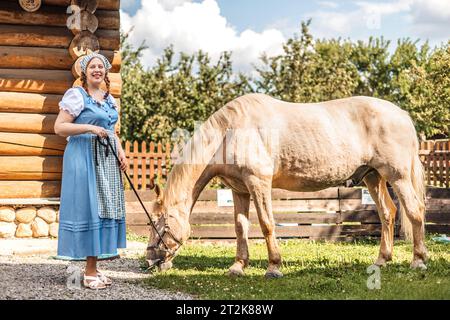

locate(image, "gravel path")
[[0, 240, 193, 300]]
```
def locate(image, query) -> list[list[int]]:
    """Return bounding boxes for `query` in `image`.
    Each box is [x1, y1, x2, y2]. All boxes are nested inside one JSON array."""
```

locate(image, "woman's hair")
[[81, 71, 110, 102]]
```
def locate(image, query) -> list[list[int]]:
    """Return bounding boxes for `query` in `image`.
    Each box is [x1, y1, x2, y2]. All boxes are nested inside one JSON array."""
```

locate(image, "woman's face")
[[85, 57, 106, 87]]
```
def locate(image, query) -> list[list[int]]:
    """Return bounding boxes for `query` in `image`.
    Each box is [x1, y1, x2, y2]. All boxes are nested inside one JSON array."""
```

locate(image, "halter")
[[146, 211, 184, 259]]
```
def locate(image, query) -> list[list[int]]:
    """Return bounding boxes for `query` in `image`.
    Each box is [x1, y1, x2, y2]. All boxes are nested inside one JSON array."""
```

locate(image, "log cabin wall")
[[0, 0, 121, 202]]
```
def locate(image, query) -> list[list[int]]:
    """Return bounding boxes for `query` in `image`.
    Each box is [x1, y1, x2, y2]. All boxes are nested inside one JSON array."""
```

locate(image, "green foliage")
[[389, 41, 449, 137], [120, 34, 252, 142], [120, 22, 449, 140], [255, 20, 359, 102]]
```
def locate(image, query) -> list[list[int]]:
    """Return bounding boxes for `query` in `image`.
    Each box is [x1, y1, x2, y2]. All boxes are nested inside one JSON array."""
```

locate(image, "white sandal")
[[83, 275, 107, 290], [96, 270, 112, 286]]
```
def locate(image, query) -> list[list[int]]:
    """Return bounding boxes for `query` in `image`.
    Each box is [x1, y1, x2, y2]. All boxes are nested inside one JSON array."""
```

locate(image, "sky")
[[120, 0, 450, 73]]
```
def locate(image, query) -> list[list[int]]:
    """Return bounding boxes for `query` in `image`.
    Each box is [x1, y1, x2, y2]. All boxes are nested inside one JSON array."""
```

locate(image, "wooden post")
[[149, 142, 155, 188], [133, 140, 139, 189], [141, 141, 147, 190]]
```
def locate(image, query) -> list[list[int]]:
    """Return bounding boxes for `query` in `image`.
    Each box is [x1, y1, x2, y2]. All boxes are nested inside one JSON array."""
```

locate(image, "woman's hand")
[[118, 149, 128, 172], [88, 125, 108, 138]]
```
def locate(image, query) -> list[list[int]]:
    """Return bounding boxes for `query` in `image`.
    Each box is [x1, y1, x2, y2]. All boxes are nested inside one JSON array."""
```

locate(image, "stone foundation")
[[0, 205, 59, 239]]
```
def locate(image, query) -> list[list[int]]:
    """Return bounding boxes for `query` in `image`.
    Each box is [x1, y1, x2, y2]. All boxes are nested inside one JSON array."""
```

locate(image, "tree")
[[255, 20, 358, 102], [120, 33, 252, 142], [392, 41, 449, 137]]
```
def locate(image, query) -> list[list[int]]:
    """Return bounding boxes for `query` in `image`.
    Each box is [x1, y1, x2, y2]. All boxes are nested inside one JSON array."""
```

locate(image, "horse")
[[145, 94, 428, 278]]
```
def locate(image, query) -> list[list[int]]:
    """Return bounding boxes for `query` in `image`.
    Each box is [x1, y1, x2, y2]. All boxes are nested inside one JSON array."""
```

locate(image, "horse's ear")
[[155, 184, 161, 198], [149, 176, 156, 189], [155, 184, 162, 204], [150, 176, 163, 205]]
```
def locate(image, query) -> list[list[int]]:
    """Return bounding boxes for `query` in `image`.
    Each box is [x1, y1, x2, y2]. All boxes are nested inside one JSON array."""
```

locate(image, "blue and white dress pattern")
[[56, 86, 126, 260]]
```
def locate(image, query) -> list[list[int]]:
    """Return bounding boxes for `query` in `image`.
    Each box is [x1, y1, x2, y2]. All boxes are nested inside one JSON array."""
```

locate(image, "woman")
[[54, 52, 128, 290]]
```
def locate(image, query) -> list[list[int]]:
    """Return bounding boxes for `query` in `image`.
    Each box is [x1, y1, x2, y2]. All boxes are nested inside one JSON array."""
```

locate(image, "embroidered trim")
[[59, 105, 78, 117]]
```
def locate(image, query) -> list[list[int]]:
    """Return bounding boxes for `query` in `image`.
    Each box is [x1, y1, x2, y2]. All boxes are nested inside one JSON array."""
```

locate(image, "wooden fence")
[[419, 140, 450, 188], [123, 140, 171, 190], [125, 187, 450, 240], [124, 139, 450, 190]]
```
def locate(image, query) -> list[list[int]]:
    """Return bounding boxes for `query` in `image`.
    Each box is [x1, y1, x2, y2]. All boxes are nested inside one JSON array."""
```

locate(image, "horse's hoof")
[[374, 258, 387, 267], [265, 270, 283, 279], [158, 261, 173, 272], [228, 267, 245, 277], [410, 260, 427, 270]]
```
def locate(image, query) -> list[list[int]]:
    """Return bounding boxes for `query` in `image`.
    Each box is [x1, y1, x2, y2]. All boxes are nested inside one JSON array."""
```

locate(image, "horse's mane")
[[162, 103, 232, 205], [162, 94, 273, 205]]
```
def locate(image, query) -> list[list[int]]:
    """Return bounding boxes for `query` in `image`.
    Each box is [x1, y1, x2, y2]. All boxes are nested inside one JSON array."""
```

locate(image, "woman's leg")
[[85, 256, 98, 277]]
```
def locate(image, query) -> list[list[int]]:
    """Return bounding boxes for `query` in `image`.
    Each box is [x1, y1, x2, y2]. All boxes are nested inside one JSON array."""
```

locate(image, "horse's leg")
[[363, 171, 397, 266], [228, 192, 251, 277], [389, 177, 428, 269], [246, 178, 282, 278]]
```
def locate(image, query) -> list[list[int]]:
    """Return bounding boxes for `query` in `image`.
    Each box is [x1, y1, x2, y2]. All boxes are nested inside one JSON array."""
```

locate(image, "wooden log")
[[0, 25, 72, 48], [69, 31, 100, 59], [0, 46, 120, 72], [0, 112, 57, 134], [95, 9, 120, 30], [18, 0, 42, 12], [0, 69, 73, 95], [70, 0, 98, 13], [0, 25, 119, 50], [73, 72, 121, 97], [67, 9, 98, 34], [71, 50, 120, 76], [0, 91, 121, 114], [0, 45, 73, 70], [0, 180, 61, 198], [4, 0, 119, 10], [0, 2, 119, 29], [0, 132, 66, 156], [0, 92, 61, 113], [0, 156, 62, 180]]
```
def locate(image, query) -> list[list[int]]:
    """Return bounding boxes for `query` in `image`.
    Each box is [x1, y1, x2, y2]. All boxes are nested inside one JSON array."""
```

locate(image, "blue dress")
[[56, 86, 127, 260]]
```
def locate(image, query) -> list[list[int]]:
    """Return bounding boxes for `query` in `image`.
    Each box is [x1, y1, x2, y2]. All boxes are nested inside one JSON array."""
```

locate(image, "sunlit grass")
[[135, 236, 449, 300]]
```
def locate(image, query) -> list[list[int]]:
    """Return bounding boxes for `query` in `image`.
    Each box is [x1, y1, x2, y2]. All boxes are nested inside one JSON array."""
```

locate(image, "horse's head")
[[145, 179, 187, 272]]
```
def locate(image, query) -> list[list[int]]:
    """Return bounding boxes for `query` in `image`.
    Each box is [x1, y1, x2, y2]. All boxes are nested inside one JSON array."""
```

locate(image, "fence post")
[[141, 141, 147, 190]]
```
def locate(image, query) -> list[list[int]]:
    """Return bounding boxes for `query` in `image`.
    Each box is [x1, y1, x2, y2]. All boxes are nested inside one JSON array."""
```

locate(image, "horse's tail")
[[400, 150, 426, 242]]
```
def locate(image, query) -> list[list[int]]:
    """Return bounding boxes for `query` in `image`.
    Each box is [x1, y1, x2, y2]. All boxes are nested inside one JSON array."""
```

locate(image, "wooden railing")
[[125, 187, 450, 239], [123, 139, 450, 190]]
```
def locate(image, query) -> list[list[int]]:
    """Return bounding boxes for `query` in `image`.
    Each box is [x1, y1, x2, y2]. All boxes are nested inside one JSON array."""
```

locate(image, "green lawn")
[[133, 235, 450, 300]]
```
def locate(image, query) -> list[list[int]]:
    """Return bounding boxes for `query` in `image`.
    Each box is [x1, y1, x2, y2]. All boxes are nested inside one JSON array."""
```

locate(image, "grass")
[[133, 235, 450, 300]]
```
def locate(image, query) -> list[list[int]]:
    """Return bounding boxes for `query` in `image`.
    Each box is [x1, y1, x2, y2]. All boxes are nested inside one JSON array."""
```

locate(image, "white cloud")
[[304, 0, 449, 44], [317, 1, 339, 9], [120, 0, 285, 74], [409, 0, 450, 41]]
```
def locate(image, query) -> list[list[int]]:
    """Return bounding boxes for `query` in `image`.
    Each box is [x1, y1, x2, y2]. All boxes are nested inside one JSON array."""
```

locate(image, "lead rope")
[[98, 135, 171, 251]]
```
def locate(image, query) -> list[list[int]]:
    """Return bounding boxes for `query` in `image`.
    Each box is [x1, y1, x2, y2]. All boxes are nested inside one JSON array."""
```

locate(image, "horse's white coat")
[[146, 94, 428, 275]]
